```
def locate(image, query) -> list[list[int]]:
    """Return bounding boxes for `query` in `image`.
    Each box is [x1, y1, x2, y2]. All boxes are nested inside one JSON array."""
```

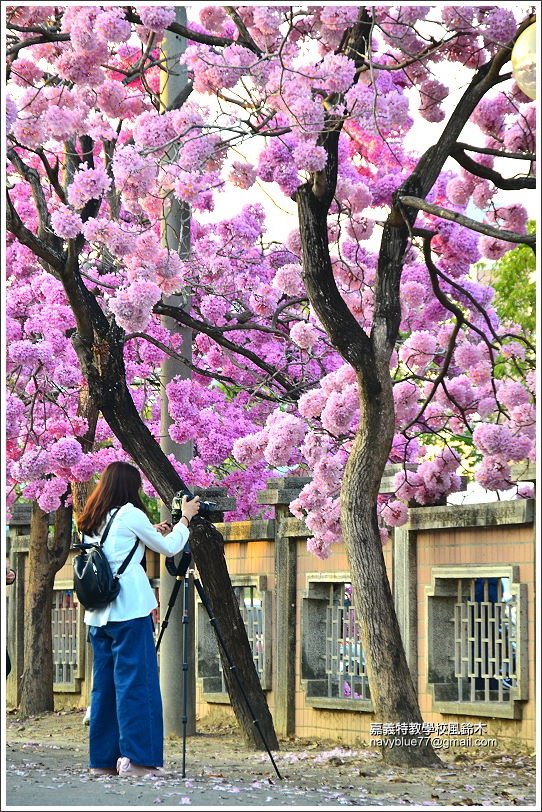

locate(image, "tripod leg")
[[155, 578, 183, 653], [192, 577, 282, 780], [181, 574, 190, 778]]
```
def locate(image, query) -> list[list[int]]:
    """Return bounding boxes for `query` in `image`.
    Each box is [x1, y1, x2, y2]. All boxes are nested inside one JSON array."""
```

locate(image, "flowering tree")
[[5, 5, 536, 764]]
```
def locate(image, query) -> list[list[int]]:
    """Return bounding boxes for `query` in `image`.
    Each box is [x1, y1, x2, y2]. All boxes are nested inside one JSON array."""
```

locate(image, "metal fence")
[[52, 589, 80, 688], [325, 583, 370, 701], [454, 577, 517, 702]]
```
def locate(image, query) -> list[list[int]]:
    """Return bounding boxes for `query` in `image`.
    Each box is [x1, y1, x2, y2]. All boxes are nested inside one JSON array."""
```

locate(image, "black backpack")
[[73, 509, 139, 611]]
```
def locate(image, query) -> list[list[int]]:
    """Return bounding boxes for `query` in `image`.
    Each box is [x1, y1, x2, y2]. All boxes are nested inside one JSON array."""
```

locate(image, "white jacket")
[[83, 502, 189, 627]]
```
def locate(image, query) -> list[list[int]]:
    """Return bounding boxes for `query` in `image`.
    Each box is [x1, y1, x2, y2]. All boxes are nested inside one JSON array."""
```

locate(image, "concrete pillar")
[[258, 477, 310, 737], [158, 6, 195, 738], [393, 526, 418, 686]]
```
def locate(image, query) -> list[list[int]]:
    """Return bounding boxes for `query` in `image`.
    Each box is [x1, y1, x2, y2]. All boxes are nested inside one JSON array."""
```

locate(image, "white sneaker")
[[83, 707, 91, 726], [116, 757, 161, 777]]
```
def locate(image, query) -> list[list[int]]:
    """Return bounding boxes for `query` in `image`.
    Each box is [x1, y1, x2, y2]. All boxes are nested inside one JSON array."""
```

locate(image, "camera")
[[171, 489, 219, 525]]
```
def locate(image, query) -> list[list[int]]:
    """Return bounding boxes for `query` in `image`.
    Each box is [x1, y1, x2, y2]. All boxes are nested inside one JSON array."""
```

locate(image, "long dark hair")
[[77, 461, 148, 535]]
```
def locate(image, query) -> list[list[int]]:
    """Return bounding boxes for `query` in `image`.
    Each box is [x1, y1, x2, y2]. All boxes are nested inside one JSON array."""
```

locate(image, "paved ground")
[[3, 710, 537, 810]]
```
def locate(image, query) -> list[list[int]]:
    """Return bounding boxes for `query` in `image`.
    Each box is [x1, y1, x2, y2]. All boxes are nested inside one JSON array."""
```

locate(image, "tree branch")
[[7, 146, 58, 244], [451, 145, 535, 189], [398, 195, 536, 247], [153, 301, 295, 392], [125, 9, 262, 56], [6, 191, 64, 274], [454, 141, 535, 162]]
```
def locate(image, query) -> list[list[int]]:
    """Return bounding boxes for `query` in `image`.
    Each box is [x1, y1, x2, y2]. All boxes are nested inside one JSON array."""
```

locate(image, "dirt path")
[[3, 710, 537, 809]]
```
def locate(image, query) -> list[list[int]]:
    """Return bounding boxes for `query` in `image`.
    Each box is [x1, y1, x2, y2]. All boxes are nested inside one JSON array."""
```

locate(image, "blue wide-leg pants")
[[88, 615, 163, 768]]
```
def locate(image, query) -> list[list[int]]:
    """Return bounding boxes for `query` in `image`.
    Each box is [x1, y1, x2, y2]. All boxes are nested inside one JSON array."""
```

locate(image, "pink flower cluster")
[[6, 3, 535, 540]]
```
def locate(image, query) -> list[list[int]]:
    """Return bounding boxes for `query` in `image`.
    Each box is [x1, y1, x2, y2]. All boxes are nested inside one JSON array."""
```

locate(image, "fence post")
[[258, 477, 310, 738], [393, 526, 418, 684]]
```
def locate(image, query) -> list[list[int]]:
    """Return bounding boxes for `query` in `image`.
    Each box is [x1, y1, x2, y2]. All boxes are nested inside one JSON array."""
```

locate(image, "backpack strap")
[[99, 508, 140, 578], [98, 508, 121, 548], [116, 538, 140, 578]]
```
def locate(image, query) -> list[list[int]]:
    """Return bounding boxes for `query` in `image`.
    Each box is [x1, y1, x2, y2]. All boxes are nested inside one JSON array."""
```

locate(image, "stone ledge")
[[433, 700, 522, 720], [406, 499, 534, 531], [304, 696, 373, 713], [213, 519, 275, 541]]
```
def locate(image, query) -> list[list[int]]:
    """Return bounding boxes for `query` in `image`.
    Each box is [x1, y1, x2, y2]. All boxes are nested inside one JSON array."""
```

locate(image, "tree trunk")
[[19, 499, 74, 717], [189, 520, 279, 750], [67, 296, 278, 750], [342, 373, 440, 766], [296, 167, 441, 766]]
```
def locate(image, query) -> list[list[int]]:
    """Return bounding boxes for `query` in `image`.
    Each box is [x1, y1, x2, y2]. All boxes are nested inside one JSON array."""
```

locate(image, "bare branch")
[[124, 8, 262, 56], [454, 141, 535, 162], [6, 191, 64, 274], [399, 195, 536, 247], [451, 145, 535, 190]]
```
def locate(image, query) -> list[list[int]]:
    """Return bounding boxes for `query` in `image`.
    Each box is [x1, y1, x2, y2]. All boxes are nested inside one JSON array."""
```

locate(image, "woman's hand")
[[181, 495, 201, 524], [154, 521, 172, 537]]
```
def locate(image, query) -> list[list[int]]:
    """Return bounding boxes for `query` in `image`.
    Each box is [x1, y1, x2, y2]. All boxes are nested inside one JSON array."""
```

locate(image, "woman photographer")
[[76, 461, 200, 778]]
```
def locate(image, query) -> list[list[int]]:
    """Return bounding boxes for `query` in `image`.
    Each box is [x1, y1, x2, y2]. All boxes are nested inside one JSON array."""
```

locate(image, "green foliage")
[[485, 221, 536, 335], [141, 492, 160, 523]]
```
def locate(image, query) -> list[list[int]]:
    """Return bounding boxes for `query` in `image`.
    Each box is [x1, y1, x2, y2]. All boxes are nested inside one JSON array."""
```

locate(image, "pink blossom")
[[379, 499, 408, 527], [138, 7, 176, 33], [497, 381, 530, 410], [393, 381, 420, 425], [293, 143, 328, 172], [108, 282, 162, 332], [488, 204, 528, 233], [321, 389, 358, 437], [475, 456, 512, 491], [41, 104, 84, 140], [478, 235, 513, 260], [55, 47, 107, 87], [446, 177, 471, 206], [290, 321, 320, 350], [228, 161, 258, 189], [11, 58, 43, 87], [399, 331, 438, 372], [97, 80, 130, 118], [113, 146, 157, 198], [67, 166, 111, 209], [419, 79, 448, 122], [319, 6, 360, 30], [95, 9, 131, 42], [272, 264, 305, 297], [480, 7, 517, 47], [472, 181, 495, 210], [50, 206, 84, 239], [49, 437, 83, 470], [316, 53, 357, 94], [6, 95, 18, 132], [12, 117, 46, 149], [298, 390, 327, 420], [232, 431, 269, 466], [263, 412, 306, 466], [517, 484, 534, 499], [35, 477, 70, 513]]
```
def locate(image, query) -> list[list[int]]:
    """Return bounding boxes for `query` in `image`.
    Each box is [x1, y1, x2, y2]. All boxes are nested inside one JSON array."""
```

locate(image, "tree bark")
[[190, 520, 279, 750], [297, 189, 440, 765], [342, 381, 440, 766], [63, 267, 278, 750], [19, 499, 73, 717]]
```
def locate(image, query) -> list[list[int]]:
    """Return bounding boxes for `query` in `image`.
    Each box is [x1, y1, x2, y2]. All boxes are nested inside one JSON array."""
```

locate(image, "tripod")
[[156, 548, 282, 780]]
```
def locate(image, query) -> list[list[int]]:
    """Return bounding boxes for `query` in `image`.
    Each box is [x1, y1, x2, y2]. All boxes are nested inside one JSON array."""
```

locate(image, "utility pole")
[[158, 7, 195, 738]]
